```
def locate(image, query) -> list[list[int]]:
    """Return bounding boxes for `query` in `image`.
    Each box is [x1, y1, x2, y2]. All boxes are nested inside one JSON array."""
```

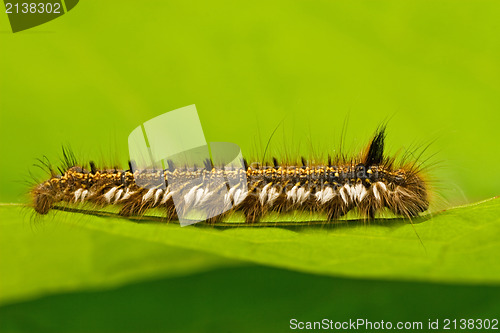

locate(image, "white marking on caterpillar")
[[340, 185, 349, 204], [373, 185, 379, 201], [194, 188, 213, 207], [194, 188, 205, 206], [104, 187, 118, 203], [325, 187, 336, 204], [316, 187, 335, 205], [81, 189, 88, 202], [267, 186, 280, 206], [201, 190, 214, 206], [355, 183, 367, 202], [142, 188, 155, 203], [314, 190, 323, 202], [373, 182, 386, 202], [114, 189, 124, 203], [233, 188, 247, 206], [259, 183, 272, 206], [184, 184, 203, 207], [183, 186, 197, 206], [349, 185, 357, 201], [74, 188, 83, 202], [223, 193, 232, 210], [160, 187, 172, 204], [286, 185, 298, 203], [378, 181, 387, 192], [121, 188, 134, 201], [154, 189, 163, 205], [296, 187, 310, 205], [224, 186, 238, 209]]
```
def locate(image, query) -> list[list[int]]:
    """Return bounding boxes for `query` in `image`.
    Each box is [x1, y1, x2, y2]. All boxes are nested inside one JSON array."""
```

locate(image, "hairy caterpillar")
[[30, 127, 429, 223]]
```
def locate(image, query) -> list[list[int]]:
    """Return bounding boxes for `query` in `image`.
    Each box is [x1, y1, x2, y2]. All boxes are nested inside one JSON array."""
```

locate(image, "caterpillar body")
[[31, 128, 430, 223]]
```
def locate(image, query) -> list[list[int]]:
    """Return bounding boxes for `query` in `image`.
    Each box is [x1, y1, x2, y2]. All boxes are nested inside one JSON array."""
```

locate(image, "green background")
[[1, 1, 499, 332]]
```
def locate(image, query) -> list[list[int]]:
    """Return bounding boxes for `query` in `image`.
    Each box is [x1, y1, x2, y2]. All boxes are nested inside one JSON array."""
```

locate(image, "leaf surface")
[[1, 197, 499, 305]]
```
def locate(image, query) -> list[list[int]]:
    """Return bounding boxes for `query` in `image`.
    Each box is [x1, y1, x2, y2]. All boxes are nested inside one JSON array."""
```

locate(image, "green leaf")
[[0, 205, 242, 306], [1, 197, 499, 305]]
